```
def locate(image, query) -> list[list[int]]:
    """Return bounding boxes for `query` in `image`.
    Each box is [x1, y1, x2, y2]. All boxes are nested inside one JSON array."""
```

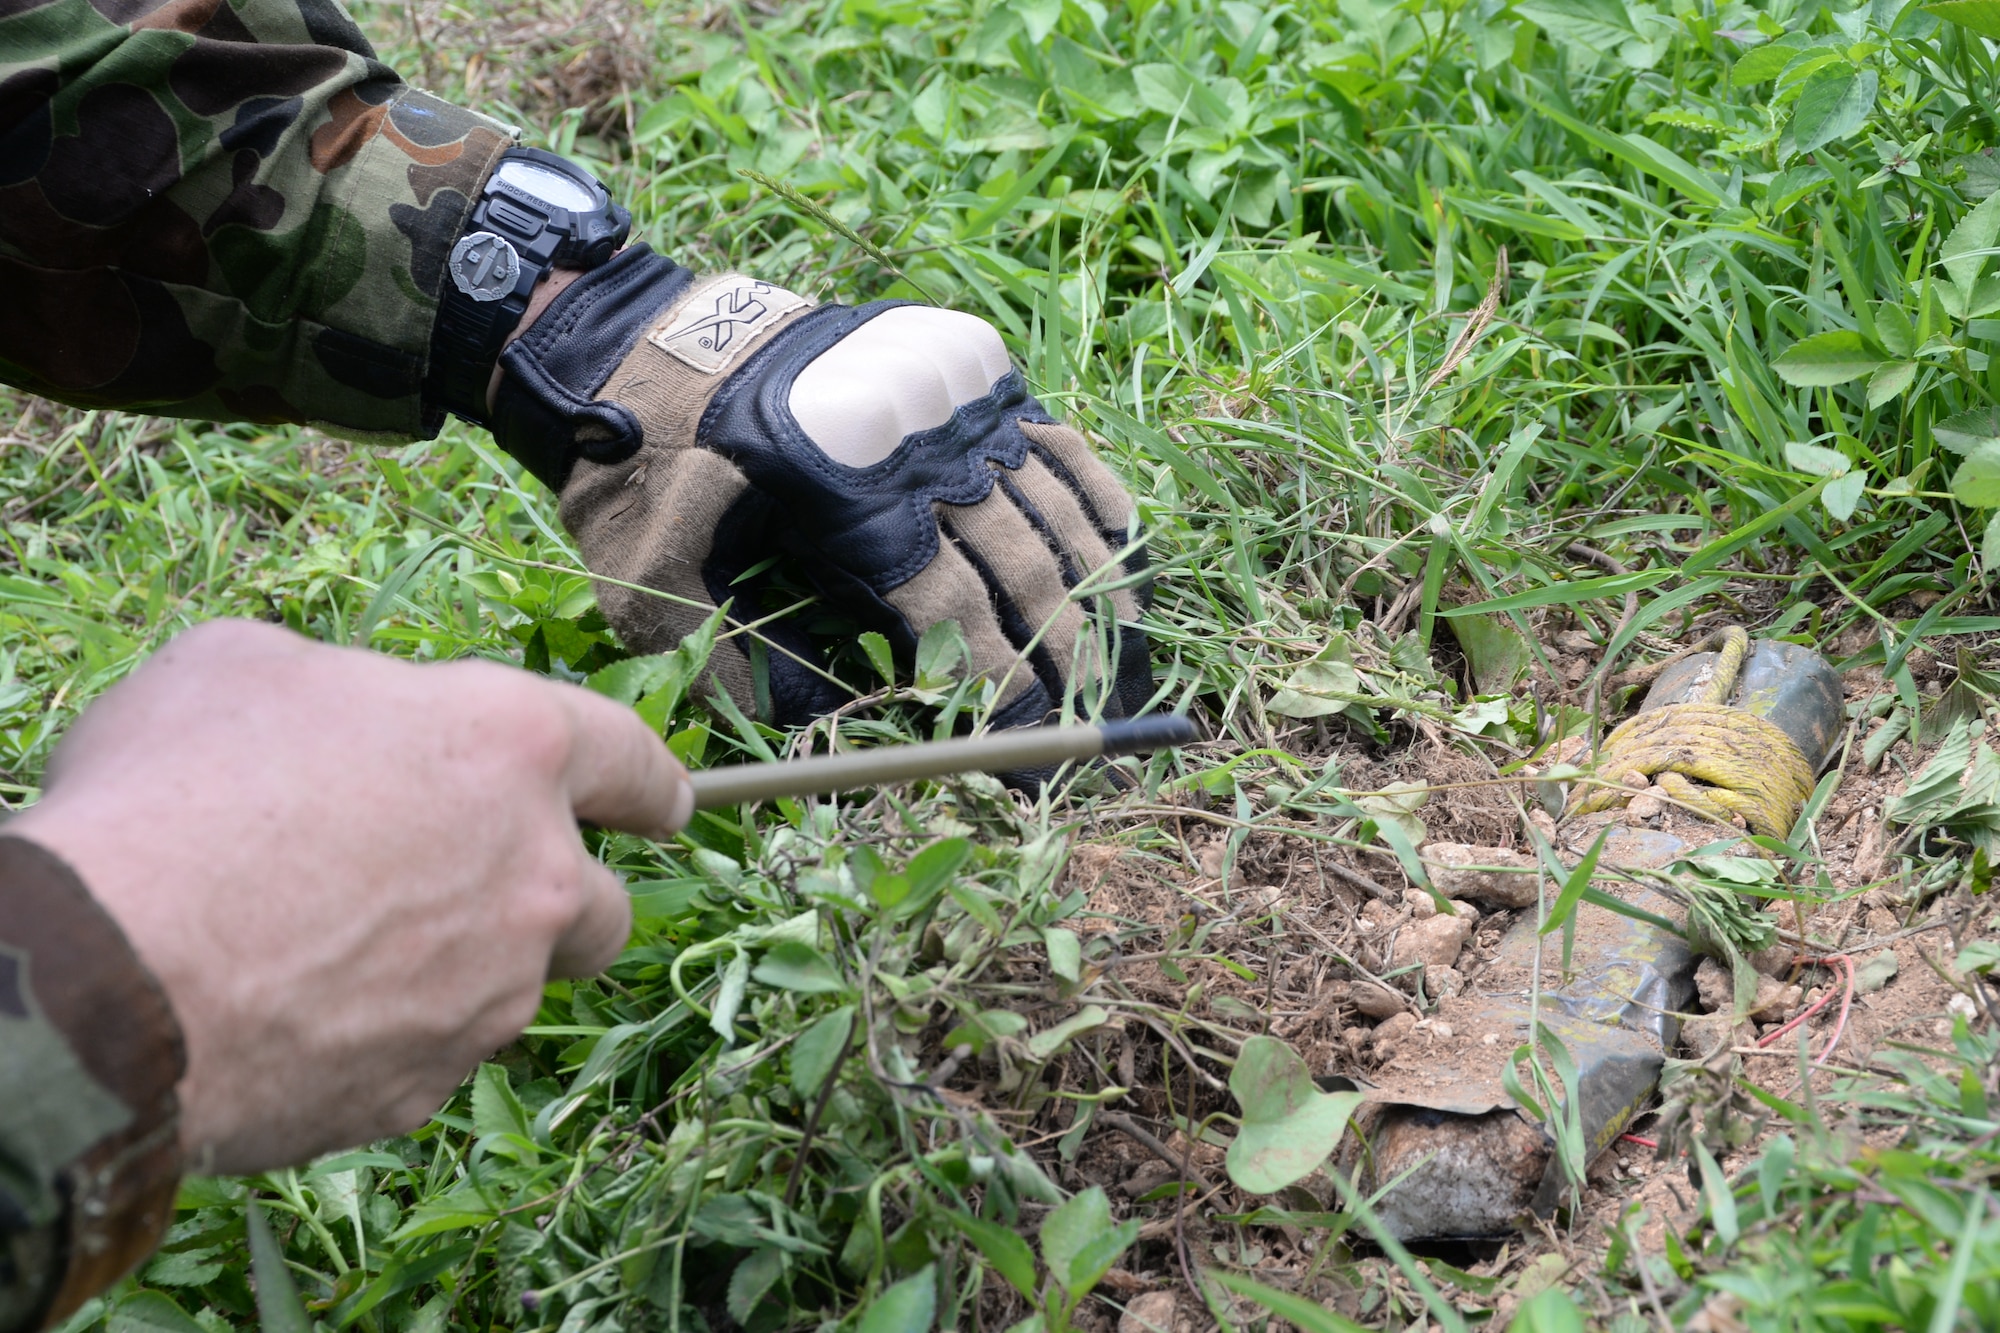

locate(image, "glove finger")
[[1003, 456, 1145, 629], [558, 445, 758, 711], [882, 530, 1042, 710], [940, 485, 1096, 701], [1016, 420, 1141, 544]]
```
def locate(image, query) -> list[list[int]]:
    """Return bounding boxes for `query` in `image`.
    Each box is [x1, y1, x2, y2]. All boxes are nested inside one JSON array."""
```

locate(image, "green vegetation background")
[[8, 0, 2000, 1327]]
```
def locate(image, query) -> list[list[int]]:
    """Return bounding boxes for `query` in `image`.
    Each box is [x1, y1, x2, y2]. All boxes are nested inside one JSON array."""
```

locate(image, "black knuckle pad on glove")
[[697, 306, 1159, 722]]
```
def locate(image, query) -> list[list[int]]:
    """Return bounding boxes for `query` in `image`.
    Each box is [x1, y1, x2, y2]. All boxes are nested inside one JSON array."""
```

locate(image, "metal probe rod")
[[689, 715, 1197, 810]]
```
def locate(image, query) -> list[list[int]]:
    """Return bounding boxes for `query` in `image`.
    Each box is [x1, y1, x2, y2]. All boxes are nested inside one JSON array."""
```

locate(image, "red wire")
[[1619, 1133, 1658, 1149], [1754, 953, 1855, 1068]]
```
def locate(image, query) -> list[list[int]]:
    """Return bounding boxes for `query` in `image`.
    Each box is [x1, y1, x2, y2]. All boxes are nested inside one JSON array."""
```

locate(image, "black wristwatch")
[[425, 147, 631, 426]]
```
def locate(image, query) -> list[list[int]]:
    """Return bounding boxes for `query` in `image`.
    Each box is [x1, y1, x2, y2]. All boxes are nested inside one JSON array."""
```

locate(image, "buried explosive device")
[[1330, 632, 1843, 1240]]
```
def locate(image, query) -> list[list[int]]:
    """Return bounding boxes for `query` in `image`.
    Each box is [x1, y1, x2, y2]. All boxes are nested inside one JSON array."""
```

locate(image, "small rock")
[[1120, 1159, 1176, 1200], [1394, 912, 1473, 973], [1704, 965, 1798, 1020], [1375, 1012, 1418, 1044], [1428, 1021, 1455, 1040], [1430, 965, 1465, 1001], [1528, 808, 1559, 843], [1403, 886, 1441, 920], [1555, 630, 1596, 655], [1682, 1013, 1753, 1059], [1695, 958, 1731, 1013], [1348, 979, 1407, 1019], [1361, 899, 1398, 929], [1949, 993, 1979, 1020], [1483, 1032, 1499, 1046], [1421, 842, 1540, 908], [1750, 978, 1801, 1022], [1748, 936, 1794, 977], [1865, 908, 1900, 938], [1119, 1290, 1178, 1333], [1621, 769, 1651, 789], [1628, 790, 1665, 820]]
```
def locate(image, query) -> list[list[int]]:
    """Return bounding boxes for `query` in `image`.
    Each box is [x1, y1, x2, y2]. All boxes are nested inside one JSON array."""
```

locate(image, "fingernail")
[[663, 776, 694, 837]]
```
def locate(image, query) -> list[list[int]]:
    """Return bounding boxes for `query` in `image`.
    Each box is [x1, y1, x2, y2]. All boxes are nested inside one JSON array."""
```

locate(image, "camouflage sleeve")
[[0, 837, 184, 1333], [0, 0, 515, 439]]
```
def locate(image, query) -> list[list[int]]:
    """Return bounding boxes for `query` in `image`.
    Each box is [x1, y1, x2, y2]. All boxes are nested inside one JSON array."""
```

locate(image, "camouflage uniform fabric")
[[0, 837, 185, 1333], [0, 0, 515, 438]]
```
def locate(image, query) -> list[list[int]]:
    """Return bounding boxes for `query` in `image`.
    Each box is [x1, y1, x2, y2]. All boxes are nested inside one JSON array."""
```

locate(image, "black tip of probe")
[[1097, 714, 1199, 759]]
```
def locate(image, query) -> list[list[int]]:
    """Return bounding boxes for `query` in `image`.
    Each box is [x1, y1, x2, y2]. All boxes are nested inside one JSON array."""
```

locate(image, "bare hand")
[[9, 620, 692, 1175]]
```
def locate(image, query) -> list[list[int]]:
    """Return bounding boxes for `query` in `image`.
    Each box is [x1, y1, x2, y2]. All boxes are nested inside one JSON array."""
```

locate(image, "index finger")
[[554, 685, 694, 839]]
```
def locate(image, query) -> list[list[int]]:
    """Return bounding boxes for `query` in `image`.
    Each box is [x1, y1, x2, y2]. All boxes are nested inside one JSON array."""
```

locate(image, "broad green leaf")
[[1693, 1135, 1741, 1249], [1225, 1035, 1366, 1193], [1784, 441, 1851, 477], [901, 838, 970, 916], [1515, 0, 1636, 54], [940, 1211, 1038, 1299], [1026, 1005, 1109, 1061], [752, 940, 847, 994], [1766, 164, 1831, 215], [1791, 67, 1876, 154], [1866, 360, 1918, 408], [1206, 1271, 1369, 1332], [1732, 35, 1808, 86], [1063, 1219, 1142, 1295], [1447, 614, 1533, 693], [1926, 0, 2000, 39], [913, 618, 965, 684], [1508, 1288, 1587, 1333], [1043, 926, 1083, 982], [1951, 441, 2000, 507], [1823, 469, 1867, 521], [941, 1007, 1029, 1055], [857, 1266, 935, 1333], [1040, 1187, 1114, 1295], [108, 1292, 207, 1333], [1957, 940, 2000, 974], [1012, 0, 1063, 44], [470, 1063, 532, 1143], [1986, 511, 2000, 569], [1934, 405, 2000, 454], [586, 653, 673, 705], [858, 630, 895, 685], [791, 1005, 853, 1097], [727, 1248, 786, 1325], [1943, 191, 2000, 300], [1267, 657, 1360, 718], [1772, 331, 1881, 386]]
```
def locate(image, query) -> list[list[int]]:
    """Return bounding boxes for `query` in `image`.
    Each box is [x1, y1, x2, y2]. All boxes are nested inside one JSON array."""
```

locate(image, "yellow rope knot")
[[1566, 629, 1816, 839]]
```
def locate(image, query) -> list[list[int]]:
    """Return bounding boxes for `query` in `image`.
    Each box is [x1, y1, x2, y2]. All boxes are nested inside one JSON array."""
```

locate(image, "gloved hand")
[[490, 246, 1154, 730]]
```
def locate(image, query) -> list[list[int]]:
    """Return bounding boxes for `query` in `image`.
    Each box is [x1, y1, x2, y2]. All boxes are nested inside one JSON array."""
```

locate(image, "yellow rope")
[[1565, 629, 1815, 839]]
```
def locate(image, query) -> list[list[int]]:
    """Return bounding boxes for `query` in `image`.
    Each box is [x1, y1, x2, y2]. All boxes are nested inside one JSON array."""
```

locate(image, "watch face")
[[494, 159, 598, 213], [450, 231, 520, 302]]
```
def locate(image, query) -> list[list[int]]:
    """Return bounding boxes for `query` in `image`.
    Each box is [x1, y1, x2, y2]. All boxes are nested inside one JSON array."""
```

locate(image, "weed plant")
[[8, 0, 2000, 1328]]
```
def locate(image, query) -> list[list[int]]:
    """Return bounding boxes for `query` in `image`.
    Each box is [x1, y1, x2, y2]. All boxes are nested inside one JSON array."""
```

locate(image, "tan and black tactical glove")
[[489, 246, 1154, 732]]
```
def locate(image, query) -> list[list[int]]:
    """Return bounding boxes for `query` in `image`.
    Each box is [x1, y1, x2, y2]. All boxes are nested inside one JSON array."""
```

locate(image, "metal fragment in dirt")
[[1334, 637, 1844, 1239]]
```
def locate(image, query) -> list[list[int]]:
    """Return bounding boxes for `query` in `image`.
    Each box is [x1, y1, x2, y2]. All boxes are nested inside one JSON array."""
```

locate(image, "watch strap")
[[426, 251, 534, 426]]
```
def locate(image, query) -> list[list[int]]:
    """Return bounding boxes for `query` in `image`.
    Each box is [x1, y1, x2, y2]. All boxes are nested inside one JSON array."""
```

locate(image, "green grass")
[[9, 0, 2000, 1328]]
